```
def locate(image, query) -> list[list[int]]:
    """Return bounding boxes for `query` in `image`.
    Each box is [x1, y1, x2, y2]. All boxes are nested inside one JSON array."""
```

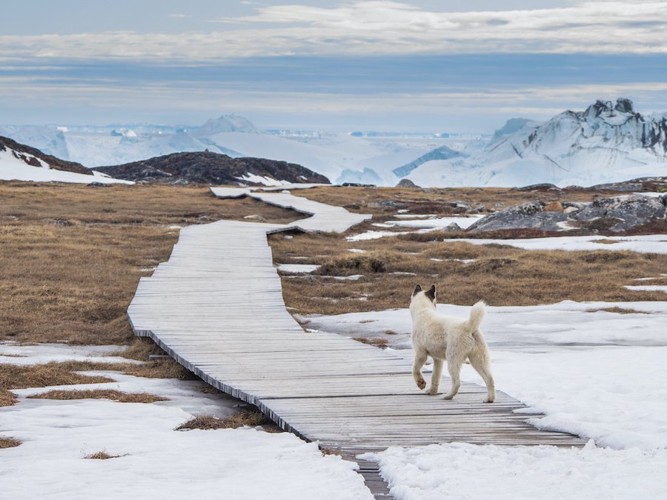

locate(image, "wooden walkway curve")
[[128, 188, 584, 498]]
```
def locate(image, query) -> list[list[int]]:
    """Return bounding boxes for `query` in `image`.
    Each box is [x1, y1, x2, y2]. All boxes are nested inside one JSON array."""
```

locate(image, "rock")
[[544, 201, 564, 212], [571, 194, 666, 232], [396, 178, 420, 188], [449, 201, 471, 210], [513, 183, 562, 192], [95, 151, 330, 186], [467, 200, 568, 232], [468, 194, 667, 233], [615, 97, 635, 114], [0, 135, 91, 175]]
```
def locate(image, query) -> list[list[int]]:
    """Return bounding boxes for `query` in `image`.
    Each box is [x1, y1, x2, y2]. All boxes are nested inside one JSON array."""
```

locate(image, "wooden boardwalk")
[[210, 186, 372, 233], [129, 189, 584, 498]]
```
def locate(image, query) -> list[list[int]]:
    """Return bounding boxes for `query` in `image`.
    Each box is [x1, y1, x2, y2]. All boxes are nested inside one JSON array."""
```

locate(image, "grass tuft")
[[28, 389, 168, 403], [0, 363, 115, 391], [353, 337, 390, 348], [317, 254, 388, 275], [84, 451, 124, 460], [586, 307, 651, 315], [176, 409, 279, 431], [1, 390, 17, 407], [0, 437, 21, 449]]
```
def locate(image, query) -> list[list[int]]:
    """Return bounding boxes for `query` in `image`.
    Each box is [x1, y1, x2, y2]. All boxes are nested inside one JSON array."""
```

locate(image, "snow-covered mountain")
[[0, 117, 461, 185], [3, 99, 666, 187], [405, 98, 667, 187], [0, 136, 129, 184]]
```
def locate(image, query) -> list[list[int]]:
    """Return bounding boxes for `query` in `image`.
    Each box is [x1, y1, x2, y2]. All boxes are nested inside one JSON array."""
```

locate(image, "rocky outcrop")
[[468, 194, 667, 233], [94, 151, 330, 185], [396, 178, 420, 188]]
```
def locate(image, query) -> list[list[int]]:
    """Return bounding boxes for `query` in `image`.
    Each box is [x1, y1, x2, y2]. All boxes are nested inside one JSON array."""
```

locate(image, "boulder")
[[468, 195, 666, 233]]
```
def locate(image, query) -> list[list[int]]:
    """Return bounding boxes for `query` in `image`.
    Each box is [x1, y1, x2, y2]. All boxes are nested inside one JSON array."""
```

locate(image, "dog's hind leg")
[[412, 349, 428, 390], [426, 359, 443, 395], [443, 358, 463, 400], [468, 350, 496, 403]]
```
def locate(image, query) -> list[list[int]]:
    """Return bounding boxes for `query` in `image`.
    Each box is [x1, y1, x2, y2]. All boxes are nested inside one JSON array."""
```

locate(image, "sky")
[[2, 0, 667, 132]]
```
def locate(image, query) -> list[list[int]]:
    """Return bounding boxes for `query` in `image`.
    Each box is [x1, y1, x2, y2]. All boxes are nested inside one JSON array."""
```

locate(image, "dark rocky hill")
[[0, 135, 90, 175], [94, 151, 330, 185]]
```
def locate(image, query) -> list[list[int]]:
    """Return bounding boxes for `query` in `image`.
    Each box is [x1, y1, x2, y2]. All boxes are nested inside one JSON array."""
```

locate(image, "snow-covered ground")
[[306, 300, 667, 499], [304, 230, 667, 499], [458, 234, 667, 254], [4, 301, 666, 499], [0, 146, 131, 184], [3, 224, 667, 498], [0, 344, 372, 500]]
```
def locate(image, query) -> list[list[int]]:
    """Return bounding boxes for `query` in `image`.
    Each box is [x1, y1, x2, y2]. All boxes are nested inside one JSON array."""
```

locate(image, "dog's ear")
[[412, 284, 422, 296], [425, 285, 436, 302]]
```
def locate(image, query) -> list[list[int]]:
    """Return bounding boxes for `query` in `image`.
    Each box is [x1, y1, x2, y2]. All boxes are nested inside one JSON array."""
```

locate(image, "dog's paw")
[[483, 398, 495, 404], [426, 387, 439, 395], [416, 378, 426, 390], [443, 394, 454, 400]]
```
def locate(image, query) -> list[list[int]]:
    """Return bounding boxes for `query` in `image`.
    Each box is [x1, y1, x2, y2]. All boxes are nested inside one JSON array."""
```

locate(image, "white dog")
[[410, 284, 495, 403]]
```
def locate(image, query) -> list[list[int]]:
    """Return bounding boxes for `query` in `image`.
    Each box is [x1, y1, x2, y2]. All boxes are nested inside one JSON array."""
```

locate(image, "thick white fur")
[[410, 285, 496, 403]]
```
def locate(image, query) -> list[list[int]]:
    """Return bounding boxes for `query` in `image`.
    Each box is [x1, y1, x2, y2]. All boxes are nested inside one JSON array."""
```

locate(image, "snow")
[[385, 215, 482, 229], [0, 146, 131, 184], [4, 101, 667, 188], [346, 230, 410, 241], [305, 298, 667, 498], [276, 263, 320, 274], [237, 173, 290, 187], [458, 234, 667, 254], [625, 285, 667, 293], [367, 443, 667, 500], [0, 343, 140, 366], [0, 345, 372, 500]]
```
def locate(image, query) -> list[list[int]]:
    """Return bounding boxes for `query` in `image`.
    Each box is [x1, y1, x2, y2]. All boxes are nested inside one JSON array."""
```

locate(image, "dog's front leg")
[[425, 358, 443, 395], [412, 350, 428, 390]]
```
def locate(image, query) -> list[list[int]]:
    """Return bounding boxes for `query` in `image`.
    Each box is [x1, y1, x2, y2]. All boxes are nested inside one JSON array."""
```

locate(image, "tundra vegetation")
[[1, 181, 666, 449]]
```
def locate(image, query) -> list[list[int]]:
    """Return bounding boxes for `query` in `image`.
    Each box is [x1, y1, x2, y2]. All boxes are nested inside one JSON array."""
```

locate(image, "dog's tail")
[[467, 300, 486, 332]]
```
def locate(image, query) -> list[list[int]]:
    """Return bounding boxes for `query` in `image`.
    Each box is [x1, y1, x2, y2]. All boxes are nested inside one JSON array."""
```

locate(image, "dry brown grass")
[[0, 363, 115, 392], [175, 409, 279, 431], [353, 337, 389, 348], [0, 182, 301, 346], [270, 228, 667, 315], [28, 389, 168, 403], [84, 451, 124, 460], [586, 307, 651, 315], [0, 437, 21, 449], [293, 185, 618, 217], [2, 181, 666, 410], [1, 390, 17, 407], [0, 358, 195, 408]]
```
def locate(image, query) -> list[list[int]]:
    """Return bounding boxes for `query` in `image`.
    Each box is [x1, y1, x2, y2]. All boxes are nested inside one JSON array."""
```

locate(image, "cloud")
[[1, 1, 667, 62]]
